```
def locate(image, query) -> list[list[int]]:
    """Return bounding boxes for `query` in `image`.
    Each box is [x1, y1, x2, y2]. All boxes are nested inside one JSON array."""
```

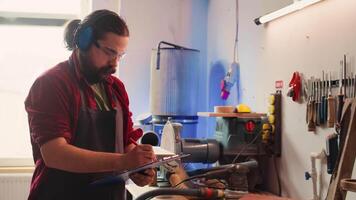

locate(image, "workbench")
[[126, 182, 187, 200], [126, 182, 292, 200]]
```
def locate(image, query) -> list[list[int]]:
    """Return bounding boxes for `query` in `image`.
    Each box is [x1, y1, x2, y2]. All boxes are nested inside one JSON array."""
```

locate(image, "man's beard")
[[80, 55, 116, 84]]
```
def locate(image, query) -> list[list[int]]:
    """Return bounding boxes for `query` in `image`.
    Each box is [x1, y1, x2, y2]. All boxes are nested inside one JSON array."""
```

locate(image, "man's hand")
[[124, 143, 156, 186], [123, 144, 156, 170], [129, 168, 156, 187]]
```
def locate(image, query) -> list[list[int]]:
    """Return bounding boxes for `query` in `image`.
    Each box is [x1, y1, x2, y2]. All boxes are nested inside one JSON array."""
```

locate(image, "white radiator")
[[0, 173, 32, 200]]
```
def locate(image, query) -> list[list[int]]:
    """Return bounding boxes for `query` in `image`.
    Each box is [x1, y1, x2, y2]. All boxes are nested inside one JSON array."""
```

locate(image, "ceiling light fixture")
[[254, 0, 324, 25]]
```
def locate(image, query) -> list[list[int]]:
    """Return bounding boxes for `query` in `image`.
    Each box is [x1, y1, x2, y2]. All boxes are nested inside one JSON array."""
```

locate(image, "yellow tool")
[[262, 123, 270, 142], [268, 95, 275, 105], [236, 104, 251, 113], [268, 115, 275, 124], [268, 105, 275, 114]]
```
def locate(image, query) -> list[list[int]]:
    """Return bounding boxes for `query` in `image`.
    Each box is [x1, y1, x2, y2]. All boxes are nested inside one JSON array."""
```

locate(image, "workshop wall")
[[205, 0, 292, 138], [118, 0, 356, 199], [205, 0, 356, 199], [120, 0, 209, 136]]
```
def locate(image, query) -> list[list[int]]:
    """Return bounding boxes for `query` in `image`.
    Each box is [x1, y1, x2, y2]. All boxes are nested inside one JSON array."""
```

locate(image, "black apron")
[[35, 87, 126, 200]]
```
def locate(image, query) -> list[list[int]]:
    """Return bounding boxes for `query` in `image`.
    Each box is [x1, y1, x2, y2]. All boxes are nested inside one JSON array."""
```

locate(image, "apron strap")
[[79, 89, 87, 109], [115, 100, 124, 154]]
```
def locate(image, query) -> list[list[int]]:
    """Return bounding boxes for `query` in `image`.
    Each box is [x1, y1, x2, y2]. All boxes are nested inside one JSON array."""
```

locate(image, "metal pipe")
[[309, 150, 326, 200]]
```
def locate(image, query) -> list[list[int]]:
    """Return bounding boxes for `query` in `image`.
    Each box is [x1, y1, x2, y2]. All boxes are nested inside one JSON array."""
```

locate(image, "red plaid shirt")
[[25, 51, 142, 199]]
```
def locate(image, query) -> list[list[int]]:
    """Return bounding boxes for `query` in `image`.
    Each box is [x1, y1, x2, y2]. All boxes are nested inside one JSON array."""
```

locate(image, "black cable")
[[231, 132, 261, 164], [135, 188, 221, 200], [175, 164, 241, 188], [195, 179, 227, 190], [174, 174, 204, 188], [174, 167, 232, 188], [233, 0, 239, 63], [136, 188, 201, 200]]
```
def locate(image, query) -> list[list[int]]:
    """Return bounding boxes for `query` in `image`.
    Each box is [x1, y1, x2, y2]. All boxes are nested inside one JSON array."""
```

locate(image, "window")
[[0, 0, 82, 165]]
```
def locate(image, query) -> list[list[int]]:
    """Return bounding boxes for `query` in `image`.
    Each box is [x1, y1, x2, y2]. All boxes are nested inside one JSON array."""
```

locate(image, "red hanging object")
[[287, 71, 301, 102]]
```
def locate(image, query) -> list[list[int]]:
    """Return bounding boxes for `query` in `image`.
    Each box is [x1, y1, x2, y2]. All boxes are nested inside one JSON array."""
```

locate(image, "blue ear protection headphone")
[[75, 25, 94, 51], [75, 11, 117, 51]]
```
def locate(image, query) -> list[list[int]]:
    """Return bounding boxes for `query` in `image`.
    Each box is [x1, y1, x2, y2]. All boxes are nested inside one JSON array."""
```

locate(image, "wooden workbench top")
[[197, 112, 266, 118]]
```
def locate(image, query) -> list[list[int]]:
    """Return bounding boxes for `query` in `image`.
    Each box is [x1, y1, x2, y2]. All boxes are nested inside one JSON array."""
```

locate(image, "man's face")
[[81, 32, 129, 84]]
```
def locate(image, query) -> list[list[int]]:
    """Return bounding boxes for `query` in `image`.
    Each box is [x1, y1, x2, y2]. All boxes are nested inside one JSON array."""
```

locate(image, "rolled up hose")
[[135, 188, 223, 200]]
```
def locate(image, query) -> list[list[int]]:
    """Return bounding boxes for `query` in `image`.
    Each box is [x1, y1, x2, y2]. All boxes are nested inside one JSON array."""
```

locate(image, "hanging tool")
[[351, 74, 356, 98], [348, 75, 350, 98], [352, 74, 354, 98], [343, 55, 347, 98], [327, 72, 336, 128], [348, 72, 354, 98], [323, 72, 328, 125], [306, 79, 311, 124], [315, 79, 321, 126], [336, 56, 346, 126], [287, 72, 302, 101], [320, 71, 326, 124], [350, 74, 352, 98], [349, 73, 353, 99], [326, 133, 339, 174], [351, 72, 354, 98], [354, 74, 356, 98], [221, 0, 240, 101], [313, 80, 318, 128], [308, 78, 316, 131]]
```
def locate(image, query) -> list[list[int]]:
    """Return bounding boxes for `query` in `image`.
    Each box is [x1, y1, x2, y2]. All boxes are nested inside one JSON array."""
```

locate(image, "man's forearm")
[[40, 137, 127, 173]]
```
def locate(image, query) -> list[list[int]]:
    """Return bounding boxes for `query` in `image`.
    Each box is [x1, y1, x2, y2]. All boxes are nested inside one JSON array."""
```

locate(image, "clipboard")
[[90, 154, 190, 187]]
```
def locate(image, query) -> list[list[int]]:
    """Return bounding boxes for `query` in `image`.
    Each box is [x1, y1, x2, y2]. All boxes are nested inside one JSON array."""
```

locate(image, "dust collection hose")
[[135, 188, 224, 200]]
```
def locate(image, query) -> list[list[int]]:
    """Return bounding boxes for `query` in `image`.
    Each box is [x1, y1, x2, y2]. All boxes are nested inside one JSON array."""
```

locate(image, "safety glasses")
[[94, 41, 126, 62]]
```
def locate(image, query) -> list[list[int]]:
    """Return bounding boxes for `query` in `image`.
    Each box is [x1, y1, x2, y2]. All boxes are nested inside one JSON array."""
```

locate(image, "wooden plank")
[[326, 99, 356, 200], [197, 112, 266, 118], [340, 179, 356, 192], [0, 167, 34, 173]]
